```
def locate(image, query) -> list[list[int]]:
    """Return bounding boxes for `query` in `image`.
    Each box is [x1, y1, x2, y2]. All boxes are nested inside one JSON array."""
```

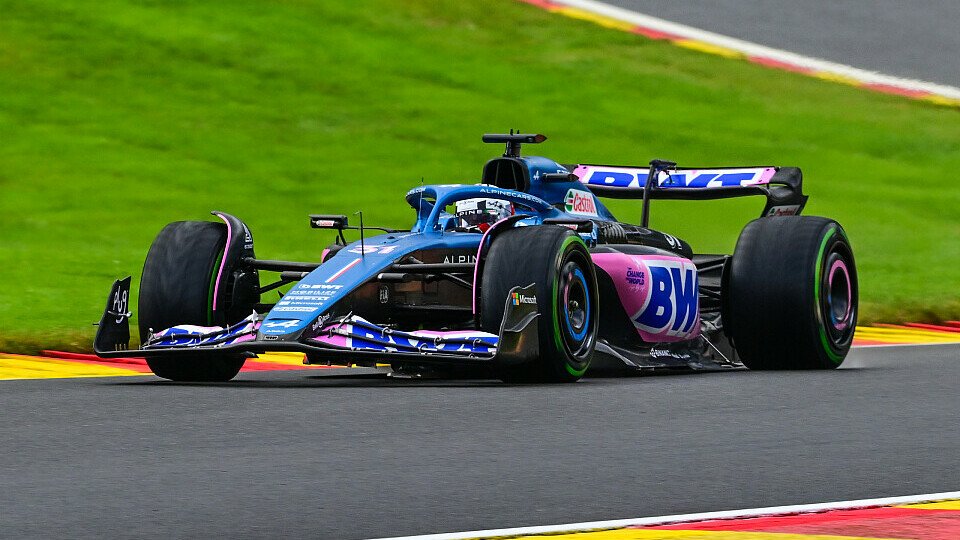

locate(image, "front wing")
[[94, 277, 541, 368]]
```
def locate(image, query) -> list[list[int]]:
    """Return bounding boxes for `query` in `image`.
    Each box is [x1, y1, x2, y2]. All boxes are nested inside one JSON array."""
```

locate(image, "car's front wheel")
[[481, 225, 599, 382], [138, 220, 250, 382]]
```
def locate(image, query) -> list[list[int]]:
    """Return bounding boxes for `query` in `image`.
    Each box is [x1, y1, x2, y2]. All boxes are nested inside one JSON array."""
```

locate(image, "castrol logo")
[[564, 189, 598, 217]]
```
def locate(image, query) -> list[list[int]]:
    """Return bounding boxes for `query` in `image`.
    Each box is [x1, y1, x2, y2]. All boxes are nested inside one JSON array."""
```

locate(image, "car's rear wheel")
[[725, 216, 858, 369], [138, 221, 249, 382], [481, 225, 599, 382]]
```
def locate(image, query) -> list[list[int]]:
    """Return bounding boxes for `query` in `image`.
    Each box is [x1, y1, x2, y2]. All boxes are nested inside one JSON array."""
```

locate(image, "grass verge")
[[1, 0, 958, 352]]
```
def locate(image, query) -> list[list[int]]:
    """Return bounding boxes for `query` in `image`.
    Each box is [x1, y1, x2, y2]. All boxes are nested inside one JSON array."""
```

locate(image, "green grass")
[[1, 0, 958, 353]]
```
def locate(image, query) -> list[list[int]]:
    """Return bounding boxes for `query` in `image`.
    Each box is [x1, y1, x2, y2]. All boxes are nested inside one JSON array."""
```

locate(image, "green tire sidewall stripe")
[[207, 247, 225, 326], [552, 234, 590, 377], [814, 227, 843, 364]]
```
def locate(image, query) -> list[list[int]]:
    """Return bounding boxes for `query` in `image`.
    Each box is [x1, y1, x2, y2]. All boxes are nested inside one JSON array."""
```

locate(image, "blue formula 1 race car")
[[94, 133, 858, 382]]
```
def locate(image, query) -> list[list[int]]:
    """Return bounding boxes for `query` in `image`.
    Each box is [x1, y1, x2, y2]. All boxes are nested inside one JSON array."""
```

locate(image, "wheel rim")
[[816, 231, 857, 358], [556, 253, 595, 362], [563, 264, 589, 341], [827, 257, 852, 331]]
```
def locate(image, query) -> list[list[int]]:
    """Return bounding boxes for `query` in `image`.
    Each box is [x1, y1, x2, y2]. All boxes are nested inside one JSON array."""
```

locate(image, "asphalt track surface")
[[601, 0, 960, 88], [2, 345, 958, 539]]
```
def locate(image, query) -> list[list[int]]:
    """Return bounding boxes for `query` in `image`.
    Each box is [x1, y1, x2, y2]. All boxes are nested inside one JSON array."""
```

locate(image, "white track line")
[[550, 0, 960, 100], [370, 491, 960, 540]]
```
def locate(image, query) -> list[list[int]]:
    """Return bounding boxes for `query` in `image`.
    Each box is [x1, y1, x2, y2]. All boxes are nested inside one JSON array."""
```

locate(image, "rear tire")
[[139, 221, 247, 382], [481, 226, 599, 382], [726, 216, 857, 369]]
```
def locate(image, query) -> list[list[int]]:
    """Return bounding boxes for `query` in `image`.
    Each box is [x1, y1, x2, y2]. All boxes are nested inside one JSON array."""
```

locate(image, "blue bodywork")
[[519, 156, 617, 221], [259, 157, 613, 339]]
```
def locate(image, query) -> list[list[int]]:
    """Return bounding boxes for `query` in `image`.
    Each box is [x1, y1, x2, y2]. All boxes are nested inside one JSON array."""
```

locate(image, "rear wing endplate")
[[569, 163, 808, 221]]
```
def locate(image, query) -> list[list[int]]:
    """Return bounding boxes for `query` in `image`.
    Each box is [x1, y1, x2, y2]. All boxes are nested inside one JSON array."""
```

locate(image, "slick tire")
[[481, 225, 599, 383], [139, 221, 246, 382], [725, 216, 858, 369]]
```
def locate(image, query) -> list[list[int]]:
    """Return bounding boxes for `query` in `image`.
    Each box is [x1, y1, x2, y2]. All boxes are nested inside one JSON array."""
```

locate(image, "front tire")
[[481, 226, 599, 382], [139, 221, 248, 382], [725, 216, 858, 369]]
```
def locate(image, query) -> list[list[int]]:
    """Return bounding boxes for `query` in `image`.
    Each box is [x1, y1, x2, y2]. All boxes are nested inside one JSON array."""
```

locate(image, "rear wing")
[[569, 162, 807, 225]]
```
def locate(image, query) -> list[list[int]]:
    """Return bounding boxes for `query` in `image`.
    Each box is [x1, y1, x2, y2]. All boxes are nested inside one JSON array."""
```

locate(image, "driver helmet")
[[455, 198, 514, 232]]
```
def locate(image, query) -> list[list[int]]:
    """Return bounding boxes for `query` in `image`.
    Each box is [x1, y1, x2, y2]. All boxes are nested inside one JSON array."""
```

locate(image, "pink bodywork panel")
[[592, 252, 701, 343]]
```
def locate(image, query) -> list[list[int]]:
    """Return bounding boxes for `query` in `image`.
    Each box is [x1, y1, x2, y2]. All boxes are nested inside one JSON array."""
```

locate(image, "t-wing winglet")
[[482, 133, 547, 158]]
